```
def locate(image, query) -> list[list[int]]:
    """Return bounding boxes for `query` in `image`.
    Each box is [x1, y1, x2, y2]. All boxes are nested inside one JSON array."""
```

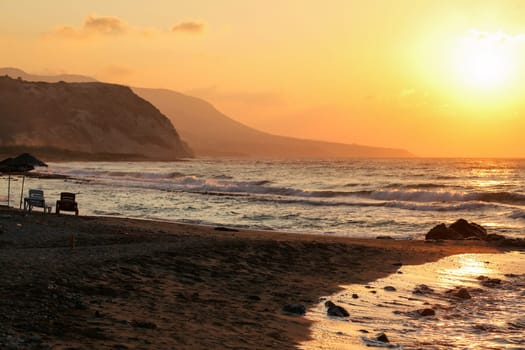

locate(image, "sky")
[[2, 0, 525, 157]]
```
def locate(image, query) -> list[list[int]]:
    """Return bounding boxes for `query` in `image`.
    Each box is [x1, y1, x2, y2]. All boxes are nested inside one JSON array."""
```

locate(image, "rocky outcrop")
[[0, 76, 192, 160], [425, 219, 487, 240], [426, 219, 525, 247]]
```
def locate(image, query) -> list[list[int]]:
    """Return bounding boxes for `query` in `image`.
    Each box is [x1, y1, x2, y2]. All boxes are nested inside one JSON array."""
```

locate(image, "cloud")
[[54, 14, 128, 39], [84, 15, 127, 35], [172, 21, 205, 34], [52, 15, 206, 40]]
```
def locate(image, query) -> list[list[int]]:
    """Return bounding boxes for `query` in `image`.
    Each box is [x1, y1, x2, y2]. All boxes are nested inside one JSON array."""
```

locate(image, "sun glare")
[[453, 30, 516, 90]]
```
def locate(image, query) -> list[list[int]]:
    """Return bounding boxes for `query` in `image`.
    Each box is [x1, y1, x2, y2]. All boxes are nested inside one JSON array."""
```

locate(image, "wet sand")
[[0, 207, 502, 349], [303, 252, 525, 349]]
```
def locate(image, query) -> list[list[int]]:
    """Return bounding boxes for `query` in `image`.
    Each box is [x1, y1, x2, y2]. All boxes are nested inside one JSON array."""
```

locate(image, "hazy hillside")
[[134, 87, 413, 158], [0, 68, 412, 158], [0, 76, 192, 160], [0, 67, 97, 83]]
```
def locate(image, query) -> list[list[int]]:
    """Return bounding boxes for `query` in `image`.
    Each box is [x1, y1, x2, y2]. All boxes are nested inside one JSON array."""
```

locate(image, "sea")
[[2, 158, 525, 239]]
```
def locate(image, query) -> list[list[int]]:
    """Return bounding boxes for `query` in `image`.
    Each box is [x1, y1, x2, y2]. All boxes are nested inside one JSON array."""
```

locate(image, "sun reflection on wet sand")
[[302, 252, 525, 350], [436, 254, 492, 288]]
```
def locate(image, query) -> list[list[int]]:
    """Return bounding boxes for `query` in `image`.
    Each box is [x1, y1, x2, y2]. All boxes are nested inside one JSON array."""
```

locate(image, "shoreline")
[[0, 207, 507, 349]]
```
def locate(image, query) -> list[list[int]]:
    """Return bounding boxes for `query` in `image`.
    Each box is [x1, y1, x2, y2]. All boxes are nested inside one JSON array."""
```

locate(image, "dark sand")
[[0, 207, 501, 349]]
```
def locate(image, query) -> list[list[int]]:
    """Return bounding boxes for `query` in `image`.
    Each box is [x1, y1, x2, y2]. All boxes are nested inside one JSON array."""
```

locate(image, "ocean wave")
[[384, 201, 495, 212], [509, 209, 525, 220], [360, 189, 525, 205], [384, 183, 447, 190], [40, 167, 525, 207], [364, 189, 469, 202]]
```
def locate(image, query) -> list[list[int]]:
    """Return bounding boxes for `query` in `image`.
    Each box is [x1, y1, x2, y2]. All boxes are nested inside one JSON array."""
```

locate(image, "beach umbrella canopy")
[[0, 153, 48, 207], [0, 153, 47, 173]]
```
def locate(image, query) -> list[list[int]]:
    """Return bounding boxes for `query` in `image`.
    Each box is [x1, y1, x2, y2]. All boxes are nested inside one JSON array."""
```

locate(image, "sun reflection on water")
[[437, 254, 492, 288]]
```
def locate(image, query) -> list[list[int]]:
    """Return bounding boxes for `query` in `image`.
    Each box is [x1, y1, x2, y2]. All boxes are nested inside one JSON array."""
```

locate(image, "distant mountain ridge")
[[0, 68, 413, 158], [0, 76, 192, 160]]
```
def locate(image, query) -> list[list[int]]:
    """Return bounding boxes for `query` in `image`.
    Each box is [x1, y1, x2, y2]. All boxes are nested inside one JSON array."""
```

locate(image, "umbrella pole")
[[7, 175, 10, 207], [19, 176, 25, 209]]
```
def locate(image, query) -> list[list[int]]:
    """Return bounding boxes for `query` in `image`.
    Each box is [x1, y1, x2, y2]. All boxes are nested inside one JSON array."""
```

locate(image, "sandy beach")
[[0, 207, 507, 349]]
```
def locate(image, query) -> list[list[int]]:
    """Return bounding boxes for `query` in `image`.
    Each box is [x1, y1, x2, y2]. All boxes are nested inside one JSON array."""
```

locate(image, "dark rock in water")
[[384, 286, 397, 292], [282, 304, 306, 316], [324, 301, 350, 317], [417, 308, 436, 317], [247, 295, 261, 301], [449, 219, 487, 239], [413, 284, 434, 295], [426, 219, 487, 240], [352, 293, 359, 299], [453, 288, 472, 299], [486, 233, 506, 241], [426, 223, 462, 240], [477, 276, 501, 287], [497, 238, 525, 247], [376, 332, 389, 343]]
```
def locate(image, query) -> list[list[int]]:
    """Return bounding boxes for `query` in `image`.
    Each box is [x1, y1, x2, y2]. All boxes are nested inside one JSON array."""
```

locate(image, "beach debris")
[[449, 287, 472, 300], [376, 235, 393, 240], [282, 303, 306, 316], [416, 308, 436, 317], [426, 219, 487, 240], [352, 293, 359, 299], [361, 334, 401, 349], [376, 333, 389, 343], [324, 300, 350, 317], [214, 226, 239, 232], [383, 286, 397, 292], [477, 276, 502, 287], [412, 284, 434, 295]]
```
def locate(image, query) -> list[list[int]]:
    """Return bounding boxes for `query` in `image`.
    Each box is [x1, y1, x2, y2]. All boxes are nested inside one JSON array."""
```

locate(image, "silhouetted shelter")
[[0, 153, 47, 173], [0, 153, 48, 207]]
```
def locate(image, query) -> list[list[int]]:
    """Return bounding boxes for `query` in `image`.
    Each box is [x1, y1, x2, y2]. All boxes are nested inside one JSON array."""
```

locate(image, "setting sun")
[[453, 31, 516, 90]]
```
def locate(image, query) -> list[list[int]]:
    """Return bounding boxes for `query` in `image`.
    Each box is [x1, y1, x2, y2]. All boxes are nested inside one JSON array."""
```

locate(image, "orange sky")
[[2, 0, 525, 157]]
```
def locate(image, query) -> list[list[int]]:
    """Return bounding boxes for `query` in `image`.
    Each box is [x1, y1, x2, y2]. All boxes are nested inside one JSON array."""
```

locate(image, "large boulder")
[[449, 219, 487, 240], [426, 219, 487, 240], [426, 223, 462, 240]]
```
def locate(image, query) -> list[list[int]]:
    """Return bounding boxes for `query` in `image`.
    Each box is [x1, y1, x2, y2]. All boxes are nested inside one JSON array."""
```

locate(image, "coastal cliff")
[[134, 87, 413, 158], [0, 76, 192, 160]]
